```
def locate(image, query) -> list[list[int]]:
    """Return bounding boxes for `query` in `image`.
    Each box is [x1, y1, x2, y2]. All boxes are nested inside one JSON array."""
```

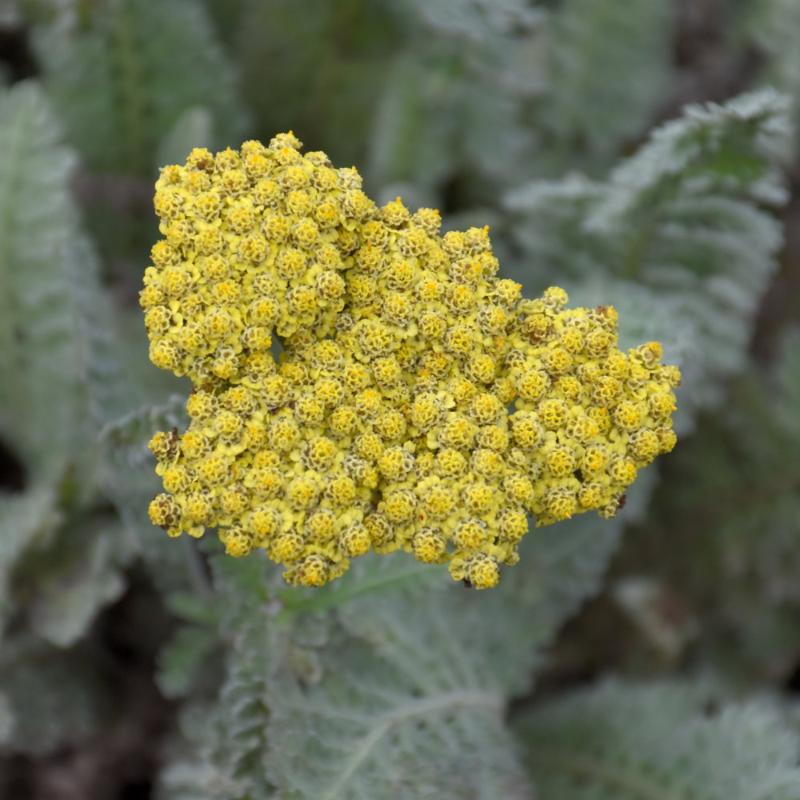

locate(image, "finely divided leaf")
[[0, 82, 94, 476], [507, 90, 791, 428], [163, 497, 632, 799], [34, 0, 247, 173], [517, 680, 800, 799], [539, 0, 673, 171]]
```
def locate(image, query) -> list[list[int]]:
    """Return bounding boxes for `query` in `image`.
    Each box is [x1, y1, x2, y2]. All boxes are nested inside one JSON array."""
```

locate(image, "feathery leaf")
[[517, 680, 800, 799]]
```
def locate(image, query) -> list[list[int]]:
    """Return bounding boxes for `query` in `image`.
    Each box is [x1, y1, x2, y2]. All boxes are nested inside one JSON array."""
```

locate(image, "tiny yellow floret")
[[143, 133, 681, 588]]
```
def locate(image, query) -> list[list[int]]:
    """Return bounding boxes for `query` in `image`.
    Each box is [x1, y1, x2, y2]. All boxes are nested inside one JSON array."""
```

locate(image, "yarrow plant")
[[143, 133, 680, 589]]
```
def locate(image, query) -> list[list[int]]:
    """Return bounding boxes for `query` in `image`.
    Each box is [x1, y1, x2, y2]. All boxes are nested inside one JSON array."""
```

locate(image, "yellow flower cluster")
[[143, 133, 680, 589]]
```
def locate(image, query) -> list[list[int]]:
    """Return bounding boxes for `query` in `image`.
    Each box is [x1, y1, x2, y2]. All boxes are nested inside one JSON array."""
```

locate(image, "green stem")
[[278, 561, 442, 619], [110, 0, 150, 171], [182, 535, 213, 598]]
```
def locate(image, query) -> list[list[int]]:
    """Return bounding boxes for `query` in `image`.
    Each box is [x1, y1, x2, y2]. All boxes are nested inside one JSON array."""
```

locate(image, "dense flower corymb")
[[142, 133, 680, 589]]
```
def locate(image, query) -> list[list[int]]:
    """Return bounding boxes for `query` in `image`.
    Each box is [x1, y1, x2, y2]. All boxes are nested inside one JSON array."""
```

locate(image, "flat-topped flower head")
[[144, 134, 681, 589]]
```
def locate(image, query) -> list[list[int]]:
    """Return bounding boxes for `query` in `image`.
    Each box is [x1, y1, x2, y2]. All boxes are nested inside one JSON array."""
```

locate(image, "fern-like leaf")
[[157, 482, 648, 800], [538, 0, 673, 172], [0, 81, 98, 476], [517, 680, 800, 799], [0, 81, 146, 645], [750, 0, 800, 153], [625, 327, 800, 680], [507, 89, 791, 428], [662, 327, 800, 599], [263, 513, 633, 800], [365, 2, 537, 205], [34, 0, 247, 173]]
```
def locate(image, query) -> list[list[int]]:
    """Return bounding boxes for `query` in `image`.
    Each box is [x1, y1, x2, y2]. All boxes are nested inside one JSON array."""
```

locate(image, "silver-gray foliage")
[[34, 0, 247, 173], [0, 83, 134, 652], [507, 89, 791, 430], [157, 505, 628, 800], [517, 680, 800, 799], [538, 0, 673, 173]]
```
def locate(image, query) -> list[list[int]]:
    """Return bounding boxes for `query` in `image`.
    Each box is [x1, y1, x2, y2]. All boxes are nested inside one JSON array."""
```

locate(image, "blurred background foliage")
[[0, 0, 799, 797]]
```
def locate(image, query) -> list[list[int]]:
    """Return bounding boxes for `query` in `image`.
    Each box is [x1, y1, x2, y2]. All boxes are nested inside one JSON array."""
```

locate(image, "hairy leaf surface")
[[518, 680, 800, 799]]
